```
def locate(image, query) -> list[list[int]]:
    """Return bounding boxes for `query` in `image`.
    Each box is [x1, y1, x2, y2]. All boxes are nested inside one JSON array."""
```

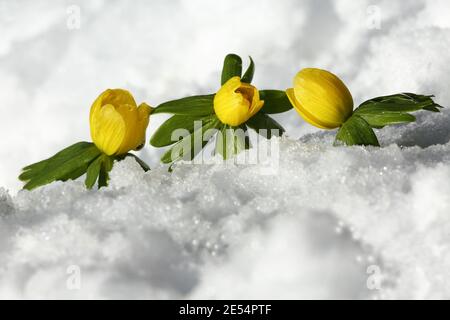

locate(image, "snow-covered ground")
[[1, 0, 450, 299]]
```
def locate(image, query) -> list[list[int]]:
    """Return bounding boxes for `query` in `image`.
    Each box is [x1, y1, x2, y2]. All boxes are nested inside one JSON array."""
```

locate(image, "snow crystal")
[[1, 127, 450, 299], [1, 0, 450, 299]]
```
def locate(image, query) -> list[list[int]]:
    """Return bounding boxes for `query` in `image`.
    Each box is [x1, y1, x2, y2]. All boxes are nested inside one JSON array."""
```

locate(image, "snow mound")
[[2, 0, 450, 299], [1, 108, 450, 299]]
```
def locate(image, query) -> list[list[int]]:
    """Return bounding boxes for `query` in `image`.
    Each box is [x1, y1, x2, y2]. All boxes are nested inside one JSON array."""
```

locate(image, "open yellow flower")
[[286, 68, 353, 129], [90, 89, 152, 156], [214, 76, 264, 126]]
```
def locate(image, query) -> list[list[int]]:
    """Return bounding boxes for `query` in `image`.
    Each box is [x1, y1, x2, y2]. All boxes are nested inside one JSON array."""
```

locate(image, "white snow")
[[1, 0, 450, 299]]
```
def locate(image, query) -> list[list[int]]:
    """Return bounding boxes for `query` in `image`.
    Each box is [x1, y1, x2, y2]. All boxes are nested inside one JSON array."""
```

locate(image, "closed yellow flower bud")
[[286, 68, 353, 129], [90, 89, 152, 156], [214, 76, 264, 126]]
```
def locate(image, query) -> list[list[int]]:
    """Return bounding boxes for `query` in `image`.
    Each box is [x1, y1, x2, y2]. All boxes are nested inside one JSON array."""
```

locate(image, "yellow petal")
[[286, 89, 330, 129], [92, 104, 126, 155], [292, 68, 353, 129], [90, 88, 152, 156], [213, 77, 264, 126], [115, 102, 152, 155], [133, 103, 152, 150], [214, 77, 250, 126], [136, 102, 152, 145], [248, 86, 264, 118], [100, 89, 137, 108], [90, 89, 137, 142], [114, 104, 139, 155], [90, 91, 107, 143]]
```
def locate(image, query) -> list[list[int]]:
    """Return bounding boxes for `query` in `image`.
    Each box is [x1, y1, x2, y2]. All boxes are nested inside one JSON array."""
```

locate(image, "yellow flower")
[[90, 89, 152, 156], [214, 76, 264, 126], [286, 68, 353, 129]]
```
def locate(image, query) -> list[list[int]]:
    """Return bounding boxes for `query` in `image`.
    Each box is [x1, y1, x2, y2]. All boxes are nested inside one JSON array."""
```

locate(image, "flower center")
[[235, 86, 254, 108]]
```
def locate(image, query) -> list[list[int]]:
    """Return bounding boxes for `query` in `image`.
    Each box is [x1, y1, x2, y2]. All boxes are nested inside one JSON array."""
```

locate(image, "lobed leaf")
[[124, 153, 151, 172], [160, 117, 221, 164], [246, 113, 285, 139], [85, 156, 103, 189], [259, 90, 293, 114], [215, 125, 250, 159], [356, 111, 416, 128], [20, 142, 102, 190], [241, 56, 255, 84], [335, 115, 380, 147], [20, 142, 93, 180], [152, 95, 215, 116], [356, 93, 443, 114], [221, 54, 242, 85], [98, 155, 114, 188], [150, 115, 212, 147]]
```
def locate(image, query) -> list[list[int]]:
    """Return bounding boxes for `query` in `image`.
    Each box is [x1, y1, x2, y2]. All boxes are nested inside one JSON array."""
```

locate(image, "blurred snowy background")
[[1, 0, 450, 299]]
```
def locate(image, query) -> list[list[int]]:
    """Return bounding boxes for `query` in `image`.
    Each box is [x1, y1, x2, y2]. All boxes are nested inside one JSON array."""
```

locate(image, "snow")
[[2, 127, 450, 299], [1, 0, 450, 299]]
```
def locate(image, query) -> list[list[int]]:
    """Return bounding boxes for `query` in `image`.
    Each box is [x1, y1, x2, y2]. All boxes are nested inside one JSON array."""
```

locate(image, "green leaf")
[[19, 160, 49, 181], [423, 105, 441, 112], [85, 156, 103, 189], [354, 93, 443, 129], [20, 142, 102, 190], [150, 115, 203, 147], [124, 154, 151, 172], [241, 56, 255, 83], [221, 54, 242, 85], [355, 93, 443, 114], [20, 142, 93, 181], [98, 155, 114, 188], [259, 90, 293, 114], [246, 113, 285, 139], [335, 115, 380, 146], [161, 117, 221, 164], [85, 154, 115, 189], [61, 165, 91, 182], [215, 124, 226, 158], [152, 95, 214, 116], [215, 125, 250, 159], [355, 110, 416, 128]]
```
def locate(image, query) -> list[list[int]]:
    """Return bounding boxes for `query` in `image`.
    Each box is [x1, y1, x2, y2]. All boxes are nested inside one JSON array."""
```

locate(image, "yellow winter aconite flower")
[[286, 68, 353, 129], [214, 76, 264, 126], [90, 89, 152, 156]]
